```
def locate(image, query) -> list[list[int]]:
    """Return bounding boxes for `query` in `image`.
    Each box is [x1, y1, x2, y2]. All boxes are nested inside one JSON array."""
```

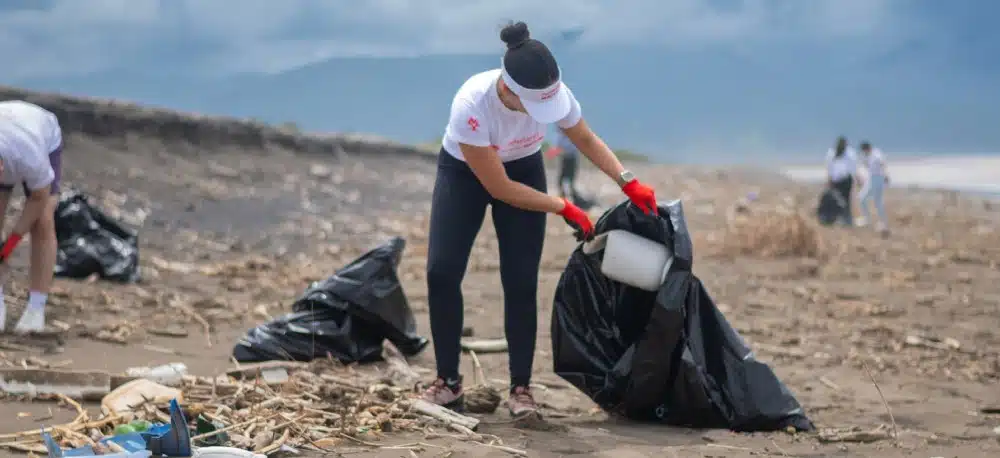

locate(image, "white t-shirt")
[[862, 148, 886, 177], [441, 69, 582, 162], [0, 101, 61, 191], [825, 147, 858, 182]]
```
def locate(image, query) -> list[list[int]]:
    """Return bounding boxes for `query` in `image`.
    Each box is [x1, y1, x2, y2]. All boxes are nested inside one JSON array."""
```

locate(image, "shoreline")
[[780, 154, 1000, 197]]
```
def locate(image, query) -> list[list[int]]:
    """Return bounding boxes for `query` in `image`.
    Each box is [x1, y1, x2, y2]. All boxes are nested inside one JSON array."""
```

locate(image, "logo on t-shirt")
[[467, 117, 480, 132]]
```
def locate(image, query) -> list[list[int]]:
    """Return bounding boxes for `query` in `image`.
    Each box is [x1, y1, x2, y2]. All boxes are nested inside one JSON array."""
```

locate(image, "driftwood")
[[381, 341, 421, 387], [0, 368, 112, 401], [225, 361, 309, 379], [410, 399, 480, 431], [460, 338, 508, 354]]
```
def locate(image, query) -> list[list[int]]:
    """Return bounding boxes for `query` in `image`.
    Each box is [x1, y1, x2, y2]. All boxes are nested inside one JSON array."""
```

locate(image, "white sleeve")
[[556, 86, 582, 129], [45, 112, 63, 152], [446, 97, 491, 147], [21, 153, 55, 192]]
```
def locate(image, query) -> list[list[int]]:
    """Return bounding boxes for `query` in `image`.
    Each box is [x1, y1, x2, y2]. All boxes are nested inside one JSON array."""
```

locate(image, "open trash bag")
[[53, 190, 140, 283], [816, 187, 847, 226], [551, 199, 814, 432], [232, 236, 429, 364]]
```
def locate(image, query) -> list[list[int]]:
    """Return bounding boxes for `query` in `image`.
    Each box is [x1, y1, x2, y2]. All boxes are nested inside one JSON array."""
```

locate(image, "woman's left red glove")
[[622, 179, 657, 215]]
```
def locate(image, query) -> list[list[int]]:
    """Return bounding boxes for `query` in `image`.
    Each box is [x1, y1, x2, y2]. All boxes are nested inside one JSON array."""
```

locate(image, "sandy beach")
[[0, 86, 998, 457]]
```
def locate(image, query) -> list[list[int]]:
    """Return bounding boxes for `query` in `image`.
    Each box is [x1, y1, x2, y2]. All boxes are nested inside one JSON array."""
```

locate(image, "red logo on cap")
[[467, 117, 479, 131], [540, 85, 560, 101]]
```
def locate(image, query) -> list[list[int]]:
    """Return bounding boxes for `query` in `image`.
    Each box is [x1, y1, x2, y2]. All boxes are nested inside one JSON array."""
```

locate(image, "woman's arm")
[[560, 118, 627, 184], [461, 143, 564, 213]]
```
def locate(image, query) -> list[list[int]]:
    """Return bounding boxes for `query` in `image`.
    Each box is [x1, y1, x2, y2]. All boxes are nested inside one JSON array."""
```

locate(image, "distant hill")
[[11, 42, 1000, 163]]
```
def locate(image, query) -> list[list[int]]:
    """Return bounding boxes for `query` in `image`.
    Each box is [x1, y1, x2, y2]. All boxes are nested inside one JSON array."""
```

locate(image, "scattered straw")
[[716, 206, 823, 259], [0, 360, 479, 455]]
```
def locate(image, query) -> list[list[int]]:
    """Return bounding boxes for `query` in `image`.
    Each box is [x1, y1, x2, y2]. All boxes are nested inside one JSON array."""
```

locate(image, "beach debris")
[[410, 399, 480, 431], [0, 359, 512, 456], [101, 379, 183, 416], [124, 363, 187, 387], [717, 205, 823, 259], [817, 425, 894, 444], [0, 368, 112, 401], [381, 341, 421, 388], [903, 334, 962, 352], [464, 351, 500, 415]]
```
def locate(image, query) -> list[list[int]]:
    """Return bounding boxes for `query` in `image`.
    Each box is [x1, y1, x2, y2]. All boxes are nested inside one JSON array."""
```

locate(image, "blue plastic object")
[[101, 432, 147, 453], [140, 398, 192, 457], [42, 398, 191, 458]]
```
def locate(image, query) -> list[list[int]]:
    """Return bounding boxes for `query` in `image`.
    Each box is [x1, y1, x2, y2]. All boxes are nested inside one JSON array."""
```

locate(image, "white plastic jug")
[[124, 363, 188, 386], [583, 230, 673, 292]]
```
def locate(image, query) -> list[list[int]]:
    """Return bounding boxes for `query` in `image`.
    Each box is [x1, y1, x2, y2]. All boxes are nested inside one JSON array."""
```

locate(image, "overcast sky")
[[2, 0, 921, 78]]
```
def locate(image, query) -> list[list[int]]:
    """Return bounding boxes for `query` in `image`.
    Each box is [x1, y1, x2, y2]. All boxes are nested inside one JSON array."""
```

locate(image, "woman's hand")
[[621, 179, 657, 215], [558, 198, 594, 240]]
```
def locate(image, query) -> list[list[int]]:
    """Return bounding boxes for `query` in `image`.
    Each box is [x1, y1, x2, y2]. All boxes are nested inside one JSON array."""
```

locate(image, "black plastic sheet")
[[551, 199, 814, 432], [53, 190, 140, 283], [232, 236, 429, 364]]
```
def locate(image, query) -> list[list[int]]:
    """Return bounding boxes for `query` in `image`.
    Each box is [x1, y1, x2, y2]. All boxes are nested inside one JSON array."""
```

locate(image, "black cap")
[[501, 22, 560, 90]]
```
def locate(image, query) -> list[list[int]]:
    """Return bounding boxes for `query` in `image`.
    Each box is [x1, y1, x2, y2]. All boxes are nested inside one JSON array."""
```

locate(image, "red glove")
[[622, 179, 657, 215], [558, 198, 594, 241], [0, 233, 23, 263], [544, 146, 563, 159]]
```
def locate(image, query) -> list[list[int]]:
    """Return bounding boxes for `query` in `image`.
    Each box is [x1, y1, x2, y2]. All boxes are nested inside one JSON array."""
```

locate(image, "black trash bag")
[[53, 190, 140, 283], [816, 187, 846, 226], [552, 199, 814, 432], [232, 236, 429, 364]]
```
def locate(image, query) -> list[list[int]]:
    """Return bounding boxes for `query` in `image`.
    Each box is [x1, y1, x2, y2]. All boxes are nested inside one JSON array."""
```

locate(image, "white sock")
[[27, 291, 48, 311]]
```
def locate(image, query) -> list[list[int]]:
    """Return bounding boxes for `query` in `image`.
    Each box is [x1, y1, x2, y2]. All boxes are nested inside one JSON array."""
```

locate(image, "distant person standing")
[[0, 100, 63, 333], [545, 128, 592, 207], [856, 141, 890, 234], [825, 136, 857, 226]]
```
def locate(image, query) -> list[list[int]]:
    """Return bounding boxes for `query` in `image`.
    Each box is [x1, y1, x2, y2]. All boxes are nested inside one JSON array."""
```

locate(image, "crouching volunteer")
[[0, 100, 63, 333], [420, 21, 658, 417]]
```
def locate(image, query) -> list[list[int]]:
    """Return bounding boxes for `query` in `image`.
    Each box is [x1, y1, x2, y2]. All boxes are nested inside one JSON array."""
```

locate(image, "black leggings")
[[426, 149, 547, 388], [832, 175, 854, 225]]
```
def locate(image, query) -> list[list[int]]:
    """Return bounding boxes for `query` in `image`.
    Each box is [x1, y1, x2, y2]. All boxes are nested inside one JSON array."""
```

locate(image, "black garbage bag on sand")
[[551, 200, 814, 432], [816, 187, 847, 226], [232, 236, 429, 364], [53, 190, 140, 283]]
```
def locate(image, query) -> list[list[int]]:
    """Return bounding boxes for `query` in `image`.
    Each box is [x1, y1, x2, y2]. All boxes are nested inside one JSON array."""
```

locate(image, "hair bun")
[[500, 21, 530, 50]]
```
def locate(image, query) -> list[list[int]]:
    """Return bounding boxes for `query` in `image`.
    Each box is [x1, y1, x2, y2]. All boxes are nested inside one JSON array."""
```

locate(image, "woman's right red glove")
[[558, 198, 594, 241]]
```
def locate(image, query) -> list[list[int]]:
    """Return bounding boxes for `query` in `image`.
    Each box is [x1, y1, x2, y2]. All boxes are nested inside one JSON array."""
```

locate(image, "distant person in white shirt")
[[0, 100, 64, 333], [856, 141, 890, 234], [825, 136, 858, 226]]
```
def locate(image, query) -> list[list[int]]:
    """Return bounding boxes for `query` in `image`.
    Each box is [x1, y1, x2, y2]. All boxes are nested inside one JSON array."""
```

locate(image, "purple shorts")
[[0, 145, 62, 196]]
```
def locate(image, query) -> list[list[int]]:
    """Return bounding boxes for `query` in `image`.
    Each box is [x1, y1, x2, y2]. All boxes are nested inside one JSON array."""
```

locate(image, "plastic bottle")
[[125, 363, 188, 386]]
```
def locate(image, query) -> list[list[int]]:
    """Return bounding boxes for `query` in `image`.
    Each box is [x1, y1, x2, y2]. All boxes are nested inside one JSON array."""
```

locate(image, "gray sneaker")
[[419, 378, 464, 412], [508, 386, 539, 418]]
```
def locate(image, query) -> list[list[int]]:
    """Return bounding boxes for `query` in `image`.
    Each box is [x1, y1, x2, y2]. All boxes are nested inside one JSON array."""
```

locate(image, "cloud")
[[1, 0, 917, 79]]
